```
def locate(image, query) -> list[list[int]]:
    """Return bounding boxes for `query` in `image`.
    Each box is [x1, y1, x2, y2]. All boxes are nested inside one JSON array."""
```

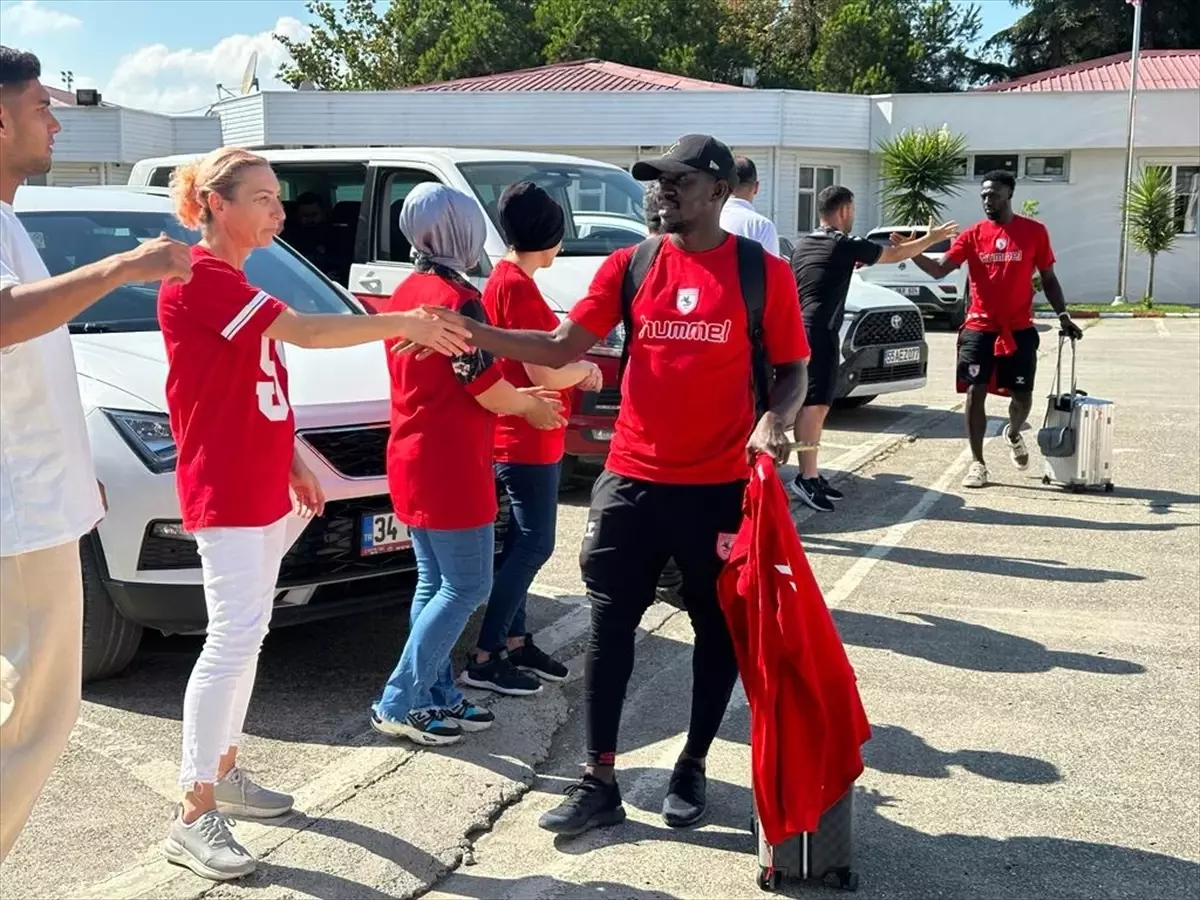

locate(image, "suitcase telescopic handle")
[[1054, 333, 1079, 400]]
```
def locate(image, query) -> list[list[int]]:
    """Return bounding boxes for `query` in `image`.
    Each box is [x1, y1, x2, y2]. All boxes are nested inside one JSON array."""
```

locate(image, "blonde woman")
[[157, 147, 470, 880]]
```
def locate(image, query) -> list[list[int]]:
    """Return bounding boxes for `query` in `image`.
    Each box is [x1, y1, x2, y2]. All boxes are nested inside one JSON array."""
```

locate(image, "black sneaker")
[[662, 758, 707, 828], [508, 634, 569, 683], [537, 774, 626, 836], [440, 699, 495, 733], [459, 653, 543, 697], [787, 475, 835, 513], [818, 475, 844, 501]]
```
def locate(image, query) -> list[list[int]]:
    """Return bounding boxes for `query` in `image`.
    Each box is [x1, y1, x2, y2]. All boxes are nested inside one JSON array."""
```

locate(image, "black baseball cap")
[[631, 134, 736, 185]]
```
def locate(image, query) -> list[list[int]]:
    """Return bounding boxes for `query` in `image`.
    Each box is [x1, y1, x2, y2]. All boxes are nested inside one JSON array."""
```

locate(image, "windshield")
[[458, 162, 646, 257], [16, 209, 359, 333], [867, 231, 951, 254]]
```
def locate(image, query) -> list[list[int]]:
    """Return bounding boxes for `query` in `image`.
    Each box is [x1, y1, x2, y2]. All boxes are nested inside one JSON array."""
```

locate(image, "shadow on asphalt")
[[863, 723, 1061, 785], [830, 610, 1144, 676]]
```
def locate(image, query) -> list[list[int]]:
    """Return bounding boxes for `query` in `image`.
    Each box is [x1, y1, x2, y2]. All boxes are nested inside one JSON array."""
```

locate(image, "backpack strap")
[[734, 235, 770, 418], [618, 236, 666, 384]]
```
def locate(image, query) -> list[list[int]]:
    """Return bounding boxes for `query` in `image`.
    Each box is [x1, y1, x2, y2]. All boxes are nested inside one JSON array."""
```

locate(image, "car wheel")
[[836, 395, 877, 409], [656, 558, 684, 608], [80, 538, 143, 683]]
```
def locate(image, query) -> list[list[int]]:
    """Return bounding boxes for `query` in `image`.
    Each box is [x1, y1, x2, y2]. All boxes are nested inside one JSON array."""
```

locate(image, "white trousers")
[[0, 541, 83, 861], [179, 517, 288, 787]]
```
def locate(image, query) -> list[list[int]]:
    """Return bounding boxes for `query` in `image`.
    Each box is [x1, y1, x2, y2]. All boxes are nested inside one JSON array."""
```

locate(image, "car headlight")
[[105, 409, 177, 474], [590, 323, 625, 358]]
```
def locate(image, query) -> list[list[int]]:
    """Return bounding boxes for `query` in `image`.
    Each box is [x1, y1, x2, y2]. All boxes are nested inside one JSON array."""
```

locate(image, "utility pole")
[[1114, 0, 1144, 305]]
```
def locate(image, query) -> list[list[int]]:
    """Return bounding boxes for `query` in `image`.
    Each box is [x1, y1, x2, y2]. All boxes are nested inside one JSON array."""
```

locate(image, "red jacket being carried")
[[717, 456, 871, 847]]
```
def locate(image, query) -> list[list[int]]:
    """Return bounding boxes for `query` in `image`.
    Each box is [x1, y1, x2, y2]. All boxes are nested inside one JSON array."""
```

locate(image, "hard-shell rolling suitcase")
[[752, 787, 858, 893], [1037, 335, 1115, 493]]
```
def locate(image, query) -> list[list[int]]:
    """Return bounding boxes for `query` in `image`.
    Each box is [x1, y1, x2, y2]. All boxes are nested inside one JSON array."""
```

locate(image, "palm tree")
[[1123, 166, 1179, 307], [876, 126, 968, 225]]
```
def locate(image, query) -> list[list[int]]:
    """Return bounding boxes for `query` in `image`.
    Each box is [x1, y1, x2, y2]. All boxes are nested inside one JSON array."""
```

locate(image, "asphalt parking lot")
[[2, 319, 1197, 900]]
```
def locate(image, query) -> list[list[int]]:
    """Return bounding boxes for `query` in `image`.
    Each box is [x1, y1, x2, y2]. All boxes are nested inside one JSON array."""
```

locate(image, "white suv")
[[13, 185, 509, 681], [857, 225, 968, 330]]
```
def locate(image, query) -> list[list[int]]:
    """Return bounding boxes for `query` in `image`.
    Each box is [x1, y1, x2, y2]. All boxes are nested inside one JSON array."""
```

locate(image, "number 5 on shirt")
[[257, 337, 290, 422]]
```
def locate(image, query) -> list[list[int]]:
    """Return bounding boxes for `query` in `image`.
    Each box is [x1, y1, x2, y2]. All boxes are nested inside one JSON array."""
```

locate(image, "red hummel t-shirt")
[[481, 259, 567, 466], [158, 246, 293, 531], [569, 235, 810, 485], [947, 215, 1054, 334], [380, 272, 503, 531]]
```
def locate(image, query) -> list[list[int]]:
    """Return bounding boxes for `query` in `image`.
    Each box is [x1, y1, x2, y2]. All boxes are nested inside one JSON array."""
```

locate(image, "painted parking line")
[[1155, 319, 1170, 338]]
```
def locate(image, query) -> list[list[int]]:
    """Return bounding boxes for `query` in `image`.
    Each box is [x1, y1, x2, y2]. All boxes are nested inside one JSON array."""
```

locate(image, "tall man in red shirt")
[[906, 170, 1083, 488], [429, 134, 811, 836]]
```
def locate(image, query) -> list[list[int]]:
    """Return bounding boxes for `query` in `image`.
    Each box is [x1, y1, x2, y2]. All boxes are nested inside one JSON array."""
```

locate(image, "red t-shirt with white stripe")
[[158, 246, 293, 531]]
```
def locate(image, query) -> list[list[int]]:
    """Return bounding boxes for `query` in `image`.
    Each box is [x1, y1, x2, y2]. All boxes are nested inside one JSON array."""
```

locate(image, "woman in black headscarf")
[[460, 182, 603, 696]]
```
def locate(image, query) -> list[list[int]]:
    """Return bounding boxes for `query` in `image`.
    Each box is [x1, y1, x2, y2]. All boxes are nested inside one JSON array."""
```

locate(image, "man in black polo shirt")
[[789, 185, 956, 511]]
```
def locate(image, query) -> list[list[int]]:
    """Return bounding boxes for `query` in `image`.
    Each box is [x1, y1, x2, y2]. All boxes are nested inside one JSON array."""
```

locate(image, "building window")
[[973, 154, 1019, 178], [1168, 165, 1200, 235], [797, 165, 837, 232], [953, 153, 1070, 183]]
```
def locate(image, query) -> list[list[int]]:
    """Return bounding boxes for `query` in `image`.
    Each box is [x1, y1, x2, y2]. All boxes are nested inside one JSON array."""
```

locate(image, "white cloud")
[[102, 17, 308, 115], [0, 0, 82, 35]]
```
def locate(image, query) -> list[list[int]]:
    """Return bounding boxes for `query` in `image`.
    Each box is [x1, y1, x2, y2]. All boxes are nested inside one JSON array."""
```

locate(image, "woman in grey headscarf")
[[369, 183, 566, 747]]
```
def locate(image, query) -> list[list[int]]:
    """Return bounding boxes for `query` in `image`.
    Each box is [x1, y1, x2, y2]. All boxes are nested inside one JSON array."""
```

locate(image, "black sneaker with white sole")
[[371, 708, 463, 746], [818, 475, 844, 501], [460, 653, 543, 696], [508, 634, 569, 682], [788, 475, 835, 513]]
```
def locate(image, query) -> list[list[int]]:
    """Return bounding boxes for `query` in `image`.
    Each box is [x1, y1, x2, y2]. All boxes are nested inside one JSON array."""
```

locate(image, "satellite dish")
[[240, 51, 260, 95]]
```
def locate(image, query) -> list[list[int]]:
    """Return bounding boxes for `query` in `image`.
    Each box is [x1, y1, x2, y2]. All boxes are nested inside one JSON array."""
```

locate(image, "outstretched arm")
[[875, 219, 959, 265]]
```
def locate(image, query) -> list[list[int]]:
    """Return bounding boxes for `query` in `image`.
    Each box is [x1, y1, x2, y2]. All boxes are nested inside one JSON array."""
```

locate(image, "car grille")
[[300, 426, 389, 479], [853, 310, 924, 347], [136, 491, 512, 582], [859, 362, 925, 385], [594, 387, 620, 410]]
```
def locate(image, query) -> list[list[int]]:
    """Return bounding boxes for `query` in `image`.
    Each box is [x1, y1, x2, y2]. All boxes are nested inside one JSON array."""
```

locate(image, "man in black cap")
[[426, 135, 811, 837]]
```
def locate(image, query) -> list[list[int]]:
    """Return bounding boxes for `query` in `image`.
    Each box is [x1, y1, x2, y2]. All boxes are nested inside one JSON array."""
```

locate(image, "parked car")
[[779, 235, 929, 408], [853, 226, 968, 330], [128, 148, 646, 485], [12, 185, 511, 681]]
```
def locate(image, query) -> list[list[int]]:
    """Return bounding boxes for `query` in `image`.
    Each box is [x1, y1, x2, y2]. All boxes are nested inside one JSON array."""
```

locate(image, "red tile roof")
[[976, 50, 1200, 93], [405, 58, 746, 93]]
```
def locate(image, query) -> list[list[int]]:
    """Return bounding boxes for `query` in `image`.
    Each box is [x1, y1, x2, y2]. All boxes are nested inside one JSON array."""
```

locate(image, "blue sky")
[[0, 0, 1023, 114]]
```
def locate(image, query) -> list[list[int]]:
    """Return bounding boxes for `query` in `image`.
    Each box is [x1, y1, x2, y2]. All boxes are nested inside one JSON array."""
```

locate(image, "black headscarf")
[[498, 181, 565, 253]]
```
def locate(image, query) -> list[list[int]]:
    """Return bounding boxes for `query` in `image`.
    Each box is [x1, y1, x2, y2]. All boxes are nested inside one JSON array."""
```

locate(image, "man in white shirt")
[[719, 155, 781, 257], [0, 46, 192, 860]]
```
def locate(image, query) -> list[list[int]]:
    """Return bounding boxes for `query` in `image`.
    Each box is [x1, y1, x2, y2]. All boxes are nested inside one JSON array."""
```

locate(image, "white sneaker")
[[163, 807, 256, 881], [1005, 425, 1030, 470], [962, 461, 989, 489], [214, 766, 293, 818]]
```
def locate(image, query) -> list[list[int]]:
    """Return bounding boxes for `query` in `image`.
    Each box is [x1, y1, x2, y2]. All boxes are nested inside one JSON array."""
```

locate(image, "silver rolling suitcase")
[[1037, 335, 1115, 493], [752, 787, 858, 892]]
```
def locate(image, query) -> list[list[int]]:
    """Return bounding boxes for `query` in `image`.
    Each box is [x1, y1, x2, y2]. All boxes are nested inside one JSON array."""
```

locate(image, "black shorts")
[[802, 323, 840, 408], [957, 326, 1040, 395]]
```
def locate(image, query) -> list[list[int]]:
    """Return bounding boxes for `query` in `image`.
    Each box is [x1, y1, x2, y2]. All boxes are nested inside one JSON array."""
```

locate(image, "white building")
[[51, 54, 1200, 303]]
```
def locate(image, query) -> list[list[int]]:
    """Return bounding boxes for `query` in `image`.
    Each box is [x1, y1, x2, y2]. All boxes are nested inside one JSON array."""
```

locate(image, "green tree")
[[810, 0, 987, 94], [985, 0, 1200, 80], [277, 0, 539, 90], [876, 125, 967, 224], [1122, 166, 1179, 308]]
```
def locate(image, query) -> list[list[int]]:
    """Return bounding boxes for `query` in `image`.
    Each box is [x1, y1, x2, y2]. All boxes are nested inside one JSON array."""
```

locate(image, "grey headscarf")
[[399, 182, 486, 274]]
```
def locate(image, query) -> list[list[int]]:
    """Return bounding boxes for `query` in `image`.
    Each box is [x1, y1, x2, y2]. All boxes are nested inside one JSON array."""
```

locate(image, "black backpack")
[[617, 235, 772, 416]]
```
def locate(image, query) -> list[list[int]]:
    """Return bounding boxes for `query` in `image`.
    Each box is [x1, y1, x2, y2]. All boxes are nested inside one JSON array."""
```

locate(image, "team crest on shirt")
[[716, 532, 736, 561], [676, 288, 700, 315], [968, 364, 981, 378], [996, 237, 1008, 251]]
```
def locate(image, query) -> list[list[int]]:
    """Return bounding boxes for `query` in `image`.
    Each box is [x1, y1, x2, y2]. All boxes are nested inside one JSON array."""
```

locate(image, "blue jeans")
[[374, 524, 494, 720], [477, 462, 560, 654]]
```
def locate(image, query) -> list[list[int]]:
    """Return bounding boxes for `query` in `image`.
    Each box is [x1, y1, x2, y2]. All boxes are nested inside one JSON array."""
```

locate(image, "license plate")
[[894, 286, 921, 296], [361, 513, 411, 556], [591, 428, 614, 441], [883, 346, 921, 365]]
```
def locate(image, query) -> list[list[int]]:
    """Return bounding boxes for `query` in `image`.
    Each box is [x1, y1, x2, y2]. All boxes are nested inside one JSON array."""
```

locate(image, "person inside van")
[[370, 183, 566, 745], [158, 147, 472, 882], [462, 182, 603, 696]]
